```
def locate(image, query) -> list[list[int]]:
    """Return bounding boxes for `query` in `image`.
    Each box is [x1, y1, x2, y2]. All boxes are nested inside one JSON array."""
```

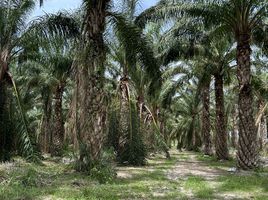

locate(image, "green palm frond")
[[109, 12, 161, 96], [0, 0, 35, 50], [135, 0, 186, 28], [27, 12, 80, 41], [10, 73, 39, 161]]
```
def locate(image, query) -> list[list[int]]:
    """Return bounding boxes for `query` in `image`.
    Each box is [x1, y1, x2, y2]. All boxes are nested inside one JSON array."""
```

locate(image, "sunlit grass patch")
[[218, 173, 268, 193], [184, 175, 215, 199], [196, 153, 235, 169]]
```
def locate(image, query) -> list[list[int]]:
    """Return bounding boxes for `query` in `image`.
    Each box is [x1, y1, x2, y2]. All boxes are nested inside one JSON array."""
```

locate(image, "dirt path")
[[116, 150, 267, 200], [165, 150, 228, 199], [167, 150, 227, 181]]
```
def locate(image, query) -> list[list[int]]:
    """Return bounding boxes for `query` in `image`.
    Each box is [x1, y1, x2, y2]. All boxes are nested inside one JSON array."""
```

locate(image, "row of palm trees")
[[137, 0, 267, 169], [0, 0, 163, 164], [0, 0, 267, 171]]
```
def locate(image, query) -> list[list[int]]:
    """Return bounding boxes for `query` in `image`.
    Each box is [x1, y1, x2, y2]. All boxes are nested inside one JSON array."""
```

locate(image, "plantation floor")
[[0, 149, 268, 200]]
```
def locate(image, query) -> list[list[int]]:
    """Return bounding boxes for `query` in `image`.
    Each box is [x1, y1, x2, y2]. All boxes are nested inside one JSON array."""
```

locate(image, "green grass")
[[218, 174, 268, 193], [0, 151, 267, 200], [181, 173, 268, 200], [184, 175, 214, 199], [195, 153, 236, 169], [0, 154, 183, 200]]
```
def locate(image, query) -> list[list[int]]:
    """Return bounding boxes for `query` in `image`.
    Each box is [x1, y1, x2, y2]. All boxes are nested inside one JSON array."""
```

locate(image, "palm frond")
[[109, 12, 161, 96], [10, 73, 39, 161]]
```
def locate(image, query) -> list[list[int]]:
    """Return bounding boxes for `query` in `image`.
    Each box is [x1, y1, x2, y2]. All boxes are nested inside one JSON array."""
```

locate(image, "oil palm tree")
[[0, 0, 36, 161], [17, 61, 55, 153], [40, 36, 74, 156], [0, 0, 78, 161], [72, 0, 162, 169], [106, 21, 163, 163], [199, 37, 236, 160], [170, 81, 202, 151]]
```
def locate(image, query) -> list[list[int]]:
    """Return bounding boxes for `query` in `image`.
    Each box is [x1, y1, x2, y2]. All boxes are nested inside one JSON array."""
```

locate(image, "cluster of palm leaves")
[[0, 0, 267, 171]]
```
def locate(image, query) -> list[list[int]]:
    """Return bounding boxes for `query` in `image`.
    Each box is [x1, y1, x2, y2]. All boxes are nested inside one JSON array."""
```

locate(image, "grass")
[[195, 153, 236, 169], [180, 173, 268, 200], [184, 175, 214, 199], [0, 151, 267, 200]]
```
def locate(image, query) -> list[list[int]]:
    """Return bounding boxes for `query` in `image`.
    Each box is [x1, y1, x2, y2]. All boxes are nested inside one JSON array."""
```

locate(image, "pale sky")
[[32, 0, 158, 18]]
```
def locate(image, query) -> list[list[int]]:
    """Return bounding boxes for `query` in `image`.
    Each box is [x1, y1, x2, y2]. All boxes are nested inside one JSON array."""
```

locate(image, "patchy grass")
[[0, 151, 268, 200], [195, 153, 236, 169], [218, 173, 268, 194], [0, 154, 182, 200], [184, 175, 214, 199]]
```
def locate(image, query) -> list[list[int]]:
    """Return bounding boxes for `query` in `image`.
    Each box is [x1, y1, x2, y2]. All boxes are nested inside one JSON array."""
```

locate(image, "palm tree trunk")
[[186, 117, 195, 151], [236, 34, 259, 169], [51, 82, 65, 156], [118, 76, 130, 156], [65, 80, 79, 150], [40, 96, 52, 153], [201, 78, 212, 155], [0, 55, 12, 161], [158, 109, 170, 159], [176, 132, 183, 151], [76, 1, 109, 164], [0, 80, 10, 161], [78, 69, 107, 163], [214, 73, 229, 160]]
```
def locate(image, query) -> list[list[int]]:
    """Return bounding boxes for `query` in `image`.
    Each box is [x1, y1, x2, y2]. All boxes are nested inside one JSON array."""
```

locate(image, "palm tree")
[[40, 36, 74, 156], [194, 36, 236, 159], [0, 0, 36, 161], [171, 83, 202, 151], [17, 61, 55, 153], [0, 0, 78, 161], [106, 22, 164, 162], [145, 13, 219, 154]]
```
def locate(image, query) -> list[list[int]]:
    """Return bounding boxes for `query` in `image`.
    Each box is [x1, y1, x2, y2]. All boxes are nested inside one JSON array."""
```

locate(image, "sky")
[[32, 0, 159, 18]]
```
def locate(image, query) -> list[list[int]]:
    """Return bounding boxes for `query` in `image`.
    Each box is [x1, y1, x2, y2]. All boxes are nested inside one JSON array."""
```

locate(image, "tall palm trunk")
[[77, 1, 109, 163], [51, 82, 65, 156], [214, 73, 229, 160], [185, 117, 195, 150], [0, 54, 12, 161], [118, 76, 130, 156], [158, 109, 170, 159], [0, 80, 10, 161], [236, 34, 259, 169], [40, 96, 52, 153], [176, 132, 183, 151], [201, 79, 212, 155]]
